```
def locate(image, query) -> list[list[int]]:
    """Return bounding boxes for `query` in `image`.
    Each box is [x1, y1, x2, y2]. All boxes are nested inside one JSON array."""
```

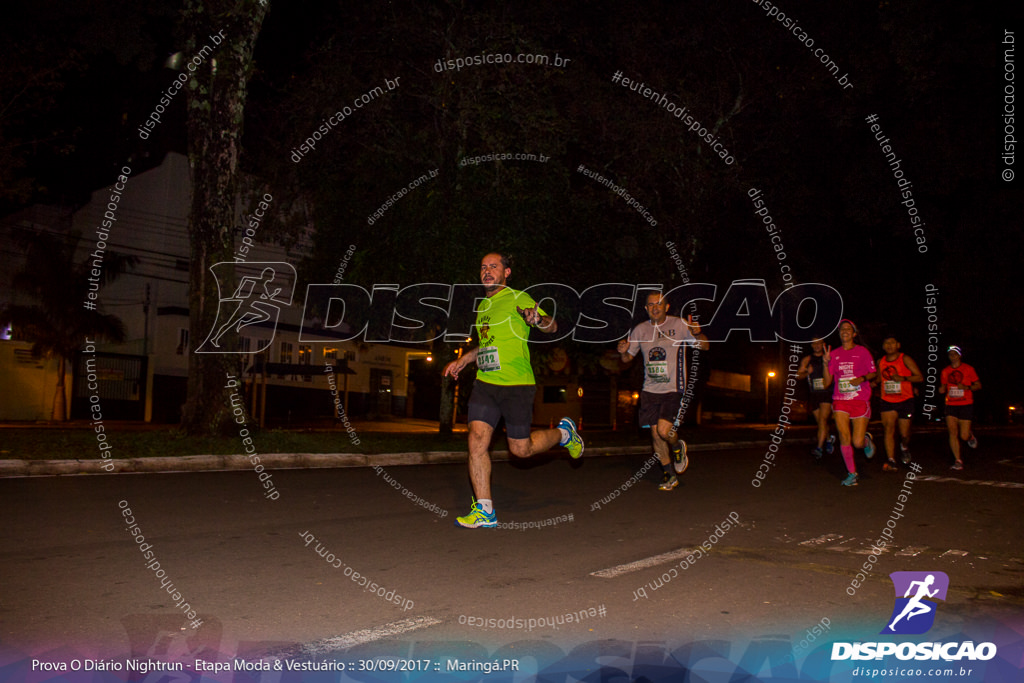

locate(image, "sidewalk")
[[0, 417, 466, 433], [0, 420, 961, 478]]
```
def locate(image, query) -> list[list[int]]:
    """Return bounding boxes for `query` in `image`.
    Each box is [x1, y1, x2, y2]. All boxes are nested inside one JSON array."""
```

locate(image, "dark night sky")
[[3, 0, 1020, 416]]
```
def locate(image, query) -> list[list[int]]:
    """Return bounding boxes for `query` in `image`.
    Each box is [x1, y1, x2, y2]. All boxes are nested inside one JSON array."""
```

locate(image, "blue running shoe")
[[558, 417, 584, 459], [825, 434, 836, 455], [841, 472, 859, 487], [455, 500, 497, 528], [863, 433, 876, 459]]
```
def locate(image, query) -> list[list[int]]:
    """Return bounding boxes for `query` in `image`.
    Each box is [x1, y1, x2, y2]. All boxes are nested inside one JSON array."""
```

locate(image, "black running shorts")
[[639, 391, 684, 428], [880, 398, 914, 419], [945, 403, 974, 421], [468, 380, 537, 439]]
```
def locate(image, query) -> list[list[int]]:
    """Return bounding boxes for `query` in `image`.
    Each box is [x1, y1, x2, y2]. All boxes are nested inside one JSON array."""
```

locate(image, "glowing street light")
[[765, 370, 776, 424]]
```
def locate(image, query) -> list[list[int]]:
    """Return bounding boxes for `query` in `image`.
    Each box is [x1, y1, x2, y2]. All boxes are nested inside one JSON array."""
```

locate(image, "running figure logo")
[[881, 571, 949, 635], [196, 262, 296, 354]]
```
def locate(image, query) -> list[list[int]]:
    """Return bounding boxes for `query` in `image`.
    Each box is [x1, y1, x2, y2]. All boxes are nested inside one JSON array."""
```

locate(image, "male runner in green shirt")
[[443, 252, 584, 528]]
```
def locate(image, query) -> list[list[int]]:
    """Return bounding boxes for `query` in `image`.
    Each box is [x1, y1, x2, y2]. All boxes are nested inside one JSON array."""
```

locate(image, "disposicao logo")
[[882, 571, 948, 635], [831, 571, 997, 662], [196, 262, 296, 354]]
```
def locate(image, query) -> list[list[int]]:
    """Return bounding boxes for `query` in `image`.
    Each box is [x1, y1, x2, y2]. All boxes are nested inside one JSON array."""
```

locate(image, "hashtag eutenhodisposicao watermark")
[[864, 114, 929, 254], [82, 165, 132, 311], [460, 605, 605, 631], [577, 164, 657, 226], [494, 513, 573, 531], [846, 463, 923, 596], [751, 345, 802, 487], [119, 500, 204, 629], [611, 71, 734, 165]]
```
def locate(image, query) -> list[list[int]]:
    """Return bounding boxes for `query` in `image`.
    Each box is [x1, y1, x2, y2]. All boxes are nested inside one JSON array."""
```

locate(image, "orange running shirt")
[[878, 353, 914, 403]]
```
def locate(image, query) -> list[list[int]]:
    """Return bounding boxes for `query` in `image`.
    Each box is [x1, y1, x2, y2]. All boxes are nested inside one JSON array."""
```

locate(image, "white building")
[[1, 152, 428, 422]]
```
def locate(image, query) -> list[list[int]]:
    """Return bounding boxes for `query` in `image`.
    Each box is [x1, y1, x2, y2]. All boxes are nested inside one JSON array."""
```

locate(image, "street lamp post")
[[764, 370, 776, 425]]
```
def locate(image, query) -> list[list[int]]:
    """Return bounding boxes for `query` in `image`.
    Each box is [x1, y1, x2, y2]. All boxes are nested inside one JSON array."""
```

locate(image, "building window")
[[299, 344, 312, 382], [279, 341, 293, 379], [177, 328, 190, 355]]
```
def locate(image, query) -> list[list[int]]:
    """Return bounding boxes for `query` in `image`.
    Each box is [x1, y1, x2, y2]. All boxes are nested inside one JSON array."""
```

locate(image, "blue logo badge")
[[881, 571, 949, 635]]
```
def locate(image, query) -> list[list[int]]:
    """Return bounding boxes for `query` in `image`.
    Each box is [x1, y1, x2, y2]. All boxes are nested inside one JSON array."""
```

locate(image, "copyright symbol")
[[1003, 168, 1014, 182]]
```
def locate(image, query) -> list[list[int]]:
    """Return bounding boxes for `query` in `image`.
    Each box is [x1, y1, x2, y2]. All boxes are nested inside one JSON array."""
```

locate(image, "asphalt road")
[[2, 428, 1022, 670]]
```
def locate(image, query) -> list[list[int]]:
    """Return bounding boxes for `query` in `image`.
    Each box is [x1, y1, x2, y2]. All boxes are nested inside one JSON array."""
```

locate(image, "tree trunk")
[[438, 361, 453, 435], [52, 355, 67, 422], [180, 0, 268, 436], [436, 343, 461, 434]]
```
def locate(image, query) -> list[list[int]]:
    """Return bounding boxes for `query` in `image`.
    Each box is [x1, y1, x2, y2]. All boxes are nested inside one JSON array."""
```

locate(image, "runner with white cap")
[[939, 345, 981, 470]]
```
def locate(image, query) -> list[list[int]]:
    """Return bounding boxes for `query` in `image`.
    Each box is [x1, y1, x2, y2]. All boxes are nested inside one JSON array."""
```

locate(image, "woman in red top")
[[939, 345, 981, 470]]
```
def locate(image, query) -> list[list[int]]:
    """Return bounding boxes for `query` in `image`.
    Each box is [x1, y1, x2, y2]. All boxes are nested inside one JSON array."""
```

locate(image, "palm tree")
[[1, 228, 135, 421]]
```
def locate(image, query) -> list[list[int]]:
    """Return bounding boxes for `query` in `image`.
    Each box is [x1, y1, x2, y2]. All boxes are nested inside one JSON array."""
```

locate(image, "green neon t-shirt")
[[474, 287, 546, 386]]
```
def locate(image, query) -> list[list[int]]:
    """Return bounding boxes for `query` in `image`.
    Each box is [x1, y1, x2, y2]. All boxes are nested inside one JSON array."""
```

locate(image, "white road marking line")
[[916, 475, 1024, 489], [795, 538, 973, 561], [788, 535, 979, 561], [851, 543, 890, 555], [301, 617, 443, 655], [594, 534, 979, 579], [591, 547, 701, 578], [799, 533, 843, 547], [827, 537, 860, 552]]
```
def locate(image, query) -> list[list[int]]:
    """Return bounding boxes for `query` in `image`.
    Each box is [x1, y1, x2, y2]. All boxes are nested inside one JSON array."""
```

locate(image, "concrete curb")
[[0, 439, 810, 478]]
